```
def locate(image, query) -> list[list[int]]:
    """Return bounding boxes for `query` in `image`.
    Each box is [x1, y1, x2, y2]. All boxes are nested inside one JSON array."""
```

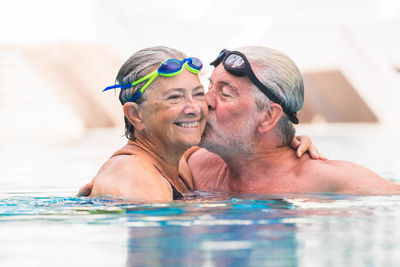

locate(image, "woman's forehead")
[[155, 70, 202, 92]]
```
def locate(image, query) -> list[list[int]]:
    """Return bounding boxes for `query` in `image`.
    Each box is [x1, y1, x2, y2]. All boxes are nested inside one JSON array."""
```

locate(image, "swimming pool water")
[[1, 125, 400, 267]]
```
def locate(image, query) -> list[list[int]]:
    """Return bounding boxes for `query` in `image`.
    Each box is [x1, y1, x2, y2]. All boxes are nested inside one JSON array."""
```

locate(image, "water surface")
[[1, 125, 399, 266]]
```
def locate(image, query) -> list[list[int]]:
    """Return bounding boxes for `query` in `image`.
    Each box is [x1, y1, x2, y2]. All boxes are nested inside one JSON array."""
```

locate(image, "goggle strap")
[[128, 72, 159, 102], [129, 91, 142, 102], [247, 68, 299, 124], [103, 71, 157, 92], [248, 71, 281, 104], [102, 84, 121, 92], [139, 73, 158, 93], [120, 83, 133, 89], [131, 71, 157, 87], [210, 49, 226, 67]]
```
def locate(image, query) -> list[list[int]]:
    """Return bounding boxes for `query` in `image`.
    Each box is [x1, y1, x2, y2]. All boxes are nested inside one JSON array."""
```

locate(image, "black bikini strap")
[[153, 165, 184, 200], [178, 174, 191, 191]]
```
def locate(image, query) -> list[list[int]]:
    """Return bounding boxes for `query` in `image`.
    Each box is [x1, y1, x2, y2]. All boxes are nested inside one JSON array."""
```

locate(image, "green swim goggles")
[[103, 57, 203, 102]]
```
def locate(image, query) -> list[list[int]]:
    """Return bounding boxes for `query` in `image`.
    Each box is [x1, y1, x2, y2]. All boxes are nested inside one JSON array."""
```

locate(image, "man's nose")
[[205, 90, 216, 111]]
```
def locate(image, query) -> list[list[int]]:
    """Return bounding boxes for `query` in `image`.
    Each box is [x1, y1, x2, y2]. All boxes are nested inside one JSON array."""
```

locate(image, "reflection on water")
[[2, 193, 400, 266], [0, 194, 300, 266], [125, 196, 298, 267], [1, 125, 400, 266]]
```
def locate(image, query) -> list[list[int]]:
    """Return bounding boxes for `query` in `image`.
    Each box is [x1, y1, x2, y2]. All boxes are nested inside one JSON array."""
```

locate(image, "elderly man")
[[181, 46, 400, 195]]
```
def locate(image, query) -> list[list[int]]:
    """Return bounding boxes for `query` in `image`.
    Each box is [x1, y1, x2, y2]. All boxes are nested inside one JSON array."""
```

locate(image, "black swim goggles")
[[210, 49, 299, 124]]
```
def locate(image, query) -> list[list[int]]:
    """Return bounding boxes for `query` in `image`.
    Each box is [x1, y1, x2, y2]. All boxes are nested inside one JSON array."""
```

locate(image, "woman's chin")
[[177, 136, 201, 148]]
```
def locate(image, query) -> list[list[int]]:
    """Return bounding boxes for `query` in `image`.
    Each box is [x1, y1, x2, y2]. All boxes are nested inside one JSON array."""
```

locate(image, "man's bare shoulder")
[[188, 148, 226, 174], [304, 159, 381, 179], [189, 148, 225, 164], [301, 159, 400, 194], [187, 148, 228, 190], [91, 155, 172, 200]]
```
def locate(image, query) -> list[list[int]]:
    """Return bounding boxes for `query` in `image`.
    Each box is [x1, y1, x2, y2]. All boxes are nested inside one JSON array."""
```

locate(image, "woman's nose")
[[182, 97, 201, 115]]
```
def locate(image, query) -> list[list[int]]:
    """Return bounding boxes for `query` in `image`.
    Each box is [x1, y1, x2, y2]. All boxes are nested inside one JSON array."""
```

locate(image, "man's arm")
[[325, 161, 400, 195]]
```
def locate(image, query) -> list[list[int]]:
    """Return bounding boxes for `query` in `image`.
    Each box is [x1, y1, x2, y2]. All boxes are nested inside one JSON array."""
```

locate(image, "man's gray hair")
[[236, 46, 304, 145], [115, 46, 186, 140]]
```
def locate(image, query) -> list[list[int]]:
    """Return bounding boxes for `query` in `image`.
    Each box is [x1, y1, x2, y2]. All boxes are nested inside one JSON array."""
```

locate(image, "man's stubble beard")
[[199, 115, 257, 160]]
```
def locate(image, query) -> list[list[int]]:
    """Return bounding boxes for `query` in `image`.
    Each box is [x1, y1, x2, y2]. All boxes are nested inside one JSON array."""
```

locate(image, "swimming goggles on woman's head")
[[103, 57, 203, 102], [210, 49, 299, 124]]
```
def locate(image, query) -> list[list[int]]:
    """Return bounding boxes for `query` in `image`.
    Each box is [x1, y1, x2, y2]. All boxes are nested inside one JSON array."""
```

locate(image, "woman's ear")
[[123, 102, 144, 131], [258, 103, 283, 134]]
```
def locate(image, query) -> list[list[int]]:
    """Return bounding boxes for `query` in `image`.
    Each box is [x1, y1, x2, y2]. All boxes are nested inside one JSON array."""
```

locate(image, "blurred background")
[[1, 2, 400, 266], [0, 0, 399, 192]]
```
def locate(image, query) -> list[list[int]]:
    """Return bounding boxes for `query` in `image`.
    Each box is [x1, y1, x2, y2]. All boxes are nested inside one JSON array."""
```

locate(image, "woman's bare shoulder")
[[91, 155, 172, 200]]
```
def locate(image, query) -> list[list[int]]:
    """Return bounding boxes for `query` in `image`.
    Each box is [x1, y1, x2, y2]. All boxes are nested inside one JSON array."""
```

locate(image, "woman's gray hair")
[[235, 46, 304, 145], [116, 46, 187, 140]]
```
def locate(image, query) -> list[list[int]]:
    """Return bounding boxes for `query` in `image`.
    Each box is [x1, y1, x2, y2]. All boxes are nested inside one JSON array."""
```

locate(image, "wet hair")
[[115, 46, 186, 140], [235, 46, 304, 146]]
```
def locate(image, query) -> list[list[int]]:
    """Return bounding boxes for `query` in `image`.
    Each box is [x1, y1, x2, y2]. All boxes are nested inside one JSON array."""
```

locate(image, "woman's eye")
[[167, 95, 182, 100], [195, 92, 205, 97]]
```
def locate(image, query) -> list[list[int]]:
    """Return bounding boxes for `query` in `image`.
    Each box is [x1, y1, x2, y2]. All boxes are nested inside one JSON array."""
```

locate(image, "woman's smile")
[[175, 120, 201, 128]]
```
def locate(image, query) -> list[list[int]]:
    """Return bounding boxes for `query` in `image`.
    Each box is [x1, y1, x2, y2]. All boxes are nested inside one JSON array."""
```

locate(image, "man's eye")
[[220, 85, 233, 98]]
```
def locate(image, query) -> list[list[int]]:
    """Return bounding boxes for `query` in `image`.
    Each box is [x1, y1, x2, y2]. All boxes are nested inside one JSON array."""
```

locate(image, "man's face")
[[199, 64, 261, 157]]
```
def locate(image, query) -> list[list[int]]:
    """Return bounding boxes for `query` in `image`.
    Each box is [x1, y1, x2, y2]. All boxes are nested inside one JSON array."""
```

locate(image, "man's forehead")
[[210, 65, 251, 90]]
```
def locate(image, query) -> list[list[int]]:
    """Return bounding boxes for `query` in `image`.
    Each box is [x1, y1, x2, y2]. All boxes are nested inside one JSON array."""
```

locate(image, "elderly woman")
[[83, 46, 206, 201], [79, 46, 318, 201]]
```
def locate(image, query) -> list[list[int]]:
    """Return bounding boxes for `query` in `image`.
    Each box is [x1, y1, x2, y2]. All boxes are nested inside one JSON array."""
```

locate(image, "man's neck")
[[222, 144, 302, 193]]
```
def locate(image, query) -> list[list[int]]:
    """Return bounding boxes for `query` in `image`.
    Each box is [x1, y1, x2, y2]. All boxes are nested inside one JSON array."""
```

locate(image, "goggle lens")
[[187, 57, 203, 70], [158, 59, 182, 75], [225, 54, 245, 69], [224, 54, 246, 76]]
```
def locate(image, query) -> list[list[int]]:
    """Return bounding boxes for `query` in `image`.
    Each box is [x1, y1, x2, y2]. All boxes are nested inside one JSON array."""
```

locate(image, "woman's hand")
[[291, 135, 327, 160], [77, 181, 93, 197]]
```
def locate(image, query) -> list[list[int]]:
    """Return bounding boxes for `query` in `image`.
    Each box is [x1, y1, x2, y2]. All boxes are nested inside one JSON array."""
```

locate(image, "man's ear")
[[258, 103, 283, 134], [123, 102, 144, 131]]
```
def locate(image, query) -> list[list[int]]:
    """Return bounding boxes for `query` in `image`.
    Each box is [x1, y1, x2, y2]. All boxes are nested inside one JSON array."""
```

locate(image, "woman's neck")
[[133, 134, 185, 168]]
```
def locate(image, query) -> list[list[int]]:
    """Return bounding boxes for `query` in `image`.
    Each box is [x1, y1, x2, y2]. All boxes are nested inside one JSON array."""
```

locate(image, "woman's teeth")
[[177, 121, 198, 128]]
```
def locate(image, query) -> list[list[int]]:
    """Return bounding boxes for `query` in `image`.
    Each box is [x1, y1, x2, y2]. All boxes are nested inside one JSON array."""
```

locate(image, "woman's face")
[[140, 68, 208, 152]]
